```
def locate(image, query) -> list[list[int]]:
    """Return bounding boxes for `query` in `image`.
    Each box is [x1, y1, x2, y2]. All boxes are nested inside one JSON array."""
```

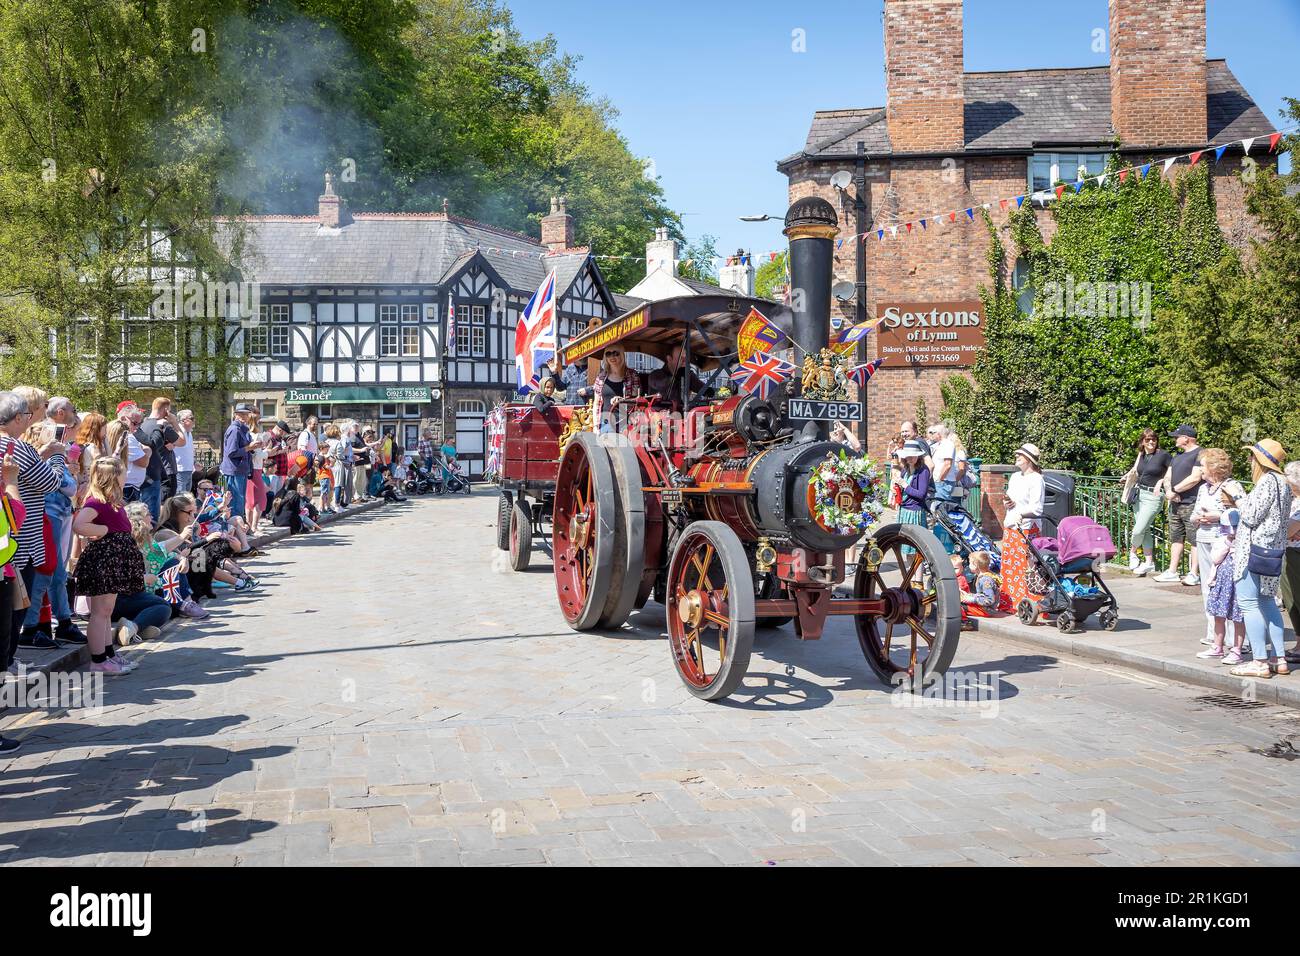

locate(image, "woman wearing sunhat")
[[1000, 442, 1046, 615], [1223, 439, 1294, 679], [895, 440, 931, 533]]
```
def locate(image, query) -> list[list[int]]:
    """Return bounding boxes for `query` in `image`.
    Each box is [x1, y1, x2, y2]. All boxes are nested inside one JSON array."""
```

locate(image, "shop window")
[[402, 403, 421, 417], [380, 403, 398, 419], [259, 400, 277, 420]]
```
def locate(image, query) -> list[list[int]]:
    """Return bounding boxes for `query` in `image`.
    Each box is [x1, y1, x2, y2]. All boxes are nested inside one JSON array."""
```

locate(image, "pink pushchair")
[[1019, 516, 1120, 633]]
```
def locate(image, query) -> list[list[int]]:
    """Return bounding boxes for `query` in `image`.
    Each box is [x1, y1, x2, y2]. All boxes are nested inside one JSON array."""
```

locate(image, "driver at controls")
[[647, 344, 713, 412]]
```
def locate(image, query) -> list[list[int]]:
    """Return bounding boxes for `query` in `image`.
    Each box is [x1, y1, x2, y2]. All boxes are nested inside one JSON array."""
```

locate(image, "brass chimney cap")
[[783, 197, 838, 240]]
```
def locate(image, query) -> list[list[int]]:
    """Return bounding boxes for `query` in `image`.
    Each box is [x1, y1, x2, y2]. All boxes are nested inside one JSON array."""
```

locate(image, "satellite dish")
[[832, 281, 856, 302], [830, 170, 852, 190]]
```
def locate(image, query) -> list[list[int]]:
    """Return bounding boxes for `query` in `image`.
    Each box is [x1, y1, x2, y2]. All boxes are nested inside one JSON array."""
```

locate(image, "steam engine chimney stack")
[[783, 196, 838, 440]]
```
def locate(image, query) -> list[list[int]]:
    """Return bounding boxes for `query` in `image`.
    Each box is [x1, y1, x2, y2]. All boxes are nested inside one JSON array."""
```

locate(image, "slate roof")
[[780, 60, 1276, 167], [222, 213, 596, 300]]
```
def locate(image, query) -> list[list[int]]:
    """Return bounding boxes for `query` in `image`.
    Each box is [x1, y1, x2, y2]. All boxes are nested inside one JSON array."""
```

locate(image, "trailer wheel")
[[853, 523, 960, 690], [509, 500, 532, 571], [666, 521, 755, 702], [552, 433, 618, 631], [496, 491, 513, 551]]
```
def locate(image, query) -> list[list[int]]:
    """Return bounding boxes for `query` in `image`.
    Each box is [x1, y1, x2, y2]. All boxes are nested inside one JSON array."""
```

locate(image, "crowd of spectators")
[[0, 391, 434, 756]]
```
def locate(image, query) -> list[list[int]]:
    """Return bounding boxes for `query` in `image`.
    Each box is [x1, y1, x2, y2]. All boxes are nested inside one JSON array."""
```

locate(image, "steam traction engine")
[[510, 198, 959, 701]]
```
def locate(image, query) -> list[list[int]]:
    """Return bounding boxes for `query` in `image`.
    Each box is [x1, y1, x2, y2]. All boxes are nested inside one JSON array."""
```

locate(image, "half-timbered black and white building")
[[219, 181, 621, 475]]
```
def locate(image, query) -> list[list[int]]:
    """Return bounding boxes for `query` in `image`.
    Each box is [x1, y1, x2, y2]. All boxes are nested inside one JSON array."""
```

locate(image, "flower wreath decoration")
[[809, 449, 887, 535]]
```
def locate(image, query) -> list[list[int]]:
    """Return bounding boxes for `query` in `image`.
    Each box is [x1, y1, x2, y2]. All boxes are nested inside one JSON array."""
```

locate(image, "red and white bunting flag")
[[1242, 136, 1256, 155], [1189, 150, 1203, 167], [1163, 156, 1177, 175], [999, 199, 1009, 211], [1055, 184, 1067, 199], [1270, 132, 1283, 152], [1119, 169, 1129, 183]]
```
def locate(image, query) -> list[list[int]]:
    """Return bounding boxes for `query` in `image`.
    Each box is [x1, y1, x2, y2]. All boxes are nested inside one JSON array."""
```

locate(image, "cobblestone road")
[[2, 493, 1298, 866]]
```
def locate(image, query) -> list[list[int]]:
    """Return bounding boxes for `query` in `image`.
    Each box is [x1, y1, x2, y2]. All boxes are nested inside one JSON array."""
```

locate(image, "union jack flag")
[[515, 270, 557, 393], [846, 358, 885, 388], [159, 565, 183, 604], [732, 352, 796, 400]]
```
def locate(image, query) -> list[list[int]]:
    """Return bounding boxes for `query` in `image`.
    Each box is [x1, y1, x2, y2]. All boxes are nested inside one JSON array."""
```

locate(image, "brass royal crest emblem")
[[799, 347, 851, 401]]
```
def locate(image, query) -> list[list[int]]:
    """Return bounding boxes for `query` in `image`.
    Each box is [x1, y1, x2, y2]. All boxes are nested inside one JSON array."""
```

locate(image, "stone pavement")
[[1, 493, 1298, 866], [968, 570, 1300, 708]]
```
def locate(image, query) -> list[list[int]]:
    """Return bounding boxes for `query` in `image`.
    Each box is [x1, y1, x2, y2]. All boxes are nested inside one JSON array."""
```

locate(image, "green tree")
[[0, 0, 250, 410], [677, 235, 720, 284], [755, 252, 788, 300]]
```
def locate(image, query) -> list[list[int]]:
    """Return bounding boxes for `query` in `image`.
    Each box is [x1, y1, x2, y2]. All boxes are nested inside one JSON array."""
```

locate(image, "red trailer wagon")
[[488, 402, 587, 571]]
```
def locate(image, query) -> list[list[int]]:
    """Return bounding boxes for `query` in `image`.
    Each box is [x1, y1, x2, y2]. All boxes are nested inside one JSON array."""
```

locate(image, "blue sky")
[[510, 0, 1298, 266]]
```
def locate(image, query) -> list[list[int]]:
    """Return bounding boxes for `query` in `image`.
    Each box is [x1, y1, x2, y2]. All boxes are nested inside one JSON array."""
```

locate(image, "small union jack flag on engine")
[[846, 358, 885, 389], [159, 565, 183, 604], [732, 351, 796, 400]]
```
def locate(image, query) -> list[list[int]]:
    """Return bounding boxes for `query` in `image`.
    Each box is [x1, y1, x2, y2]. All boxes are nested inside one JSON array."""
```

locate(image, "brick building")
[[778, 0, 1278, 458]]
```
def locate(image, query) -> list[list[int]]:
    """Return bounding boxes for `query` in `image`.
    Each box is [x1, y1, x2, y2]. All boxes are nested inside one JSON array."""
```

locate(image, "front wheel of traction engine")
[[495, 491, 513, 551], [666, 521, 756, 702], [853, 522, 960, 690]]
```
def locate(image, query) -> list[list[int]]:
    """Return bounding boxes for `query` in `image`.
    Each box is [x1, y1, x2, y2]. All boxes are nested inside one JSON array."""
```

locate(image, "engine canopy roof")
[[557, 294, 785, 370]]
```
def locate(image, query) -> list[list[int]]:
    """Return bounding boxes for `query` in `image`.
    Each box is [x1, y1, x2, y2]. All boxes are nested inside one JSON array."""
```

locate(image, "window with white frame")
[[380, 324, 399, 357], [380, 403, 398, 419], [259, 400, 277, 420], [248, 305, 269, 356], [380, 304, 399, 324], [269, 304, 290, 357], [402, 326, 419, 356], [1030, 152, 1107, 194], [402, 403, 421, 417], [471, 326, 485, 357], [457, 304, 470, 328], [401, 304, 419, 323], [456, 323, 470, 355], [471, 304, 485, 325]]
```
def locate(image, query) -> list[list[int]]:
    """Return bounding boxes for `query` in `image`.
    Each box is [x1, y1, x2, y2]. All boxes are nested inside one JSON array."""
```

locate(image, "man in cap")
[[1155, 424, 1203, 585], [219, 403, 257, 521]]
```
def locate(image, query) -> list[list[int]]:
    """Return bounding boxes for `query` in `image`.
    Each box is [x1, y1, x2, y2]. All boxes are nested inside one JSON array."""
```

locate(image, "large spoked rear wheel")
[[553, 433, 617, 630], [853, 522, 960, 690], [597, 439, 646, 629], [666, 521, 755, 702]]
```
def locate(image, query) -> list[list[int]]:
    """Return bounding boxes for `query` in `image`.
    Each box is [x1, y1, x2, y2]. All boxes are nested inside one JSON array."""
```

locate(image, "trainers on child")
[[1196, 647, 1225, 659], [1182, 573, 1201, 587], [1221, 649, 1245, 665], [89, 658, 129, 675]]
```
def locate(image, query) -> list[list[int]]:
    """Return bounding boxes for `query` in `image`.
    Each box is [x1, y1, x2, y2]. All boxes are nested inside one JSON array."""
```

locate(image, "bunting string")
[[455, 128, 1294, 265]]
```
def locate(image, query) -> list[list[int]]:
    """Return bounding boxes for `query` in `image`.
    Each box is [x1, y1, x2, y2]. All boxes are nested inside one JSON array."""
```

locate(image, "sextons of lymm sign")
[[874, 301, 986, 368], [285, 386, 432, 405]]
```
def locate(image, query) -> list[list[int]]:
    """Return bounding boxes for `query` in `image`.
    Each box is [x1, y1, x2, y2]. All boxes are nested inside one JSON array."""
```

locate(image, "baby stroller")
[[929, 499, 1002, 571], [435, 452, 472, 495], [404, 463, 436, 496], [1014, 515, 1120, 633]]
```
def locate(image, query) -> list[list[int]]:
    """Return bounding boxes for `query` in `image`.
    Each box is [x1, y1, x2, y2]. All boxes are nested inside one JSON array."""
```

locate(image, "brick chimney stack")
[[1109, 0, 1207, 147], [318, 171, 349, 228], [883, 0, 965, 153], [541, 196, 574, 251]]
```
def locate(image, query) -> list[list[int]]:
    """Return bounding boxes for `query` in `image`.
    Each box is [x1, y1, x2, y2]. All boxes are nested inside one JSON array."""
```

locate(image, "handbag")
[[1245, 475, 1287, 577], [1120, 470, 1138, 507]]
